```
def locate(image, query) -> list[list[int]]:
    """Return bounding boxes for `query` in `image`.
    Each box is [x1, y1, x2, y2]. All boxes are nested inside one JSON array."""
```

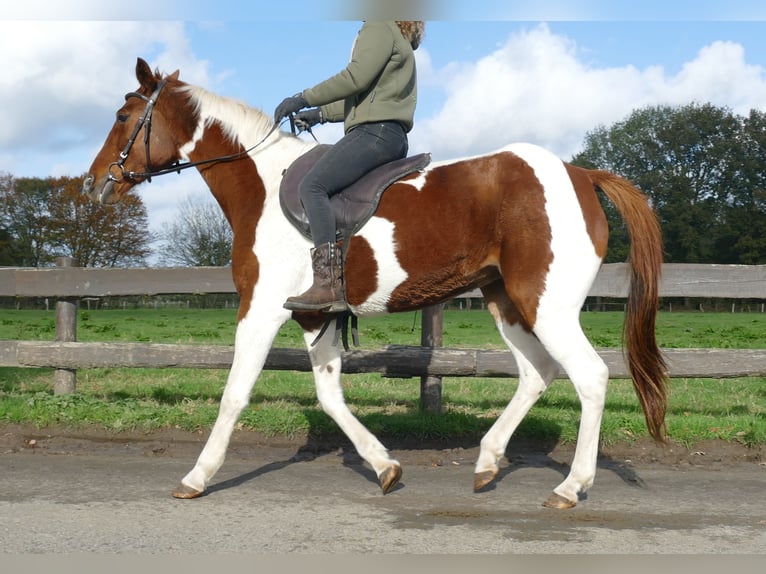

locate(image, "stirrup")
[[283, 298, 346, 312]]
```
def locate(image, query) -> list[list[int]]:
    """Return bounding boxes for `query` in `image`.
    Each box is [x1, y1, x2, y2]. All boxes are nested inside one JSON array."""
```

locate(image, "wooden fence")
[[1, 259, 765, 411]]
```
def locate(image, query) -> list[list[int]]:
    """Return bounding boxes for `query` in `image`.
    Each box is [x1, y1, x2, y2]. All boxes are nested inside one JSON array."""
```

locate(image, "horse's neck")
[[186, 123, 314, 228], [179, 86, 315, 208], [253, 135, 316, 195]]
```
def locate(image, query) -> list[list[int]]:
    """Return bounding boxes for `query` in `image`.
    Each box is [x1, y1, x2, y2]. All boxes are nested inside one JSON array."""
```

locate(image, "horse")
[[83, 57, 667, 509]]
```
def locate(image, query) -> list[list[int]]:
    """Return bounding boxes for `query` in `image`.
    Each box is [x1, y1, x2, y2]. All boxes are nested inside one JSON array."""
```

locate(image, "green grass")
[[3, 307, 765, 349], [0, 308, 764, 447]]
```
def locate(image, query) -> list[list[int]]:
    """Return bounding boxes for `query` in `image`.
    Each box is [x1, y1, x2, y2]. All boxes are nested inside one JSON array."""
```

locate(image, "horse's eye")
[[116, 113, 129, 123]]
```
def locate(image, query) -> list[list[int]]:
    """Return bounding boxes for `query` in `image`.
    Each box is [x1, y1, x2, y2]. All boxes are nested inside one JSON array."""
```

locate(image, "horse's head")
[[83, 57, 188, 204]]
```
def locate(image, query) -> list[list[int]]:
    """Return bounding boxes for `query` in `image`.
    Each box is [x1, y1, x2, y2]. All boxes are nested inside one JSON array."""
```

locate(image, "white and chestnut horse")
[[83, 58, 667, 508]]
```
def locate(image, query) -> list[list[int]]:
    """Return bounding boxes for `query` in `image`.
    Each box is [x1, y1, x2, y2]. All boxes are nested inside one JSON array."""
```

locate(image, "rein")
[[107, 80, 287, 184]]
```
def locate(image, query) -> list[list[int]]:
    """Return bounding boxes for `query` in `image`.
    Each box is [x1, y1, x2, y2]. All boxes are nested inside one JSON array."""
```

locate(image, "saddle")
[[279, 144, 431, 242]]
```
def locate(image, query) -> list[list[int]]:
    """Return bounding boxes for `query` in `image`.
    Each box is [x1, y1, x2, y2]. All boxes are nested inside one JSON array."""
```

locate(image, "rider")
[[274, 20, 425, 313]]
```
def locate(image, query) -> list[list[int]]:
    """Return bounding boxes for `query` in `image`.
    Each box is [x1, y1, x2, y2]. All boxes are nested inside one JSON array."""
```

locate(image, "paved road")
[[1, 430, 764, 554]]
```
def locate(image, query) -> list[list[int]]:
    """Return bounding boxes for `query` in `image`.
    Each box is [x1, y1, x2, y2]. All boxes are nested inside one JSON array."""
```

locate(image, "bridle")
[[107, 78, 167, 184], [107, 79, 287, 185]]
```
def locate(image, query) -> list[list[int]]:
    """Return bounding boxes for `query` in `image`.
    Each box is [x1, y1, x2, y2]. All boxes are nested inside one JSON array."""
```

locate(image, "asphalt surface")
[[1, 428, 764, 555]]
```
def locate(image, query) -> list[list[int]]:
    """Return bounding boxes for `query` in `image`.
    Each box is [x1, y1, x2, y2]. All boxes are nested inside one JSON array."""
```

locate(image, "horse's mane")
[[178, 84, 276, 147]]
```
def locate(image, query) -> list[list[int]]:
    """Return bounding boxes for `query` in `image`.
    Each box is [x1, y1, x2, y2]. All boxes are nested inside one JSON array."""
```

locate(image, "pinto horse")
[[83, 58, 667, 509]]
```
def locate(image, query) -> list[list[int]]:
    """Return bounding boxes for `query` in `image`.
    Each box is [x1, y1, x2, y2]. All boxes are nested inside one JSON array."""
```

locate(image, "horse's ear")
[[135, 57, 157, 92], [168, 69, 180, 81]]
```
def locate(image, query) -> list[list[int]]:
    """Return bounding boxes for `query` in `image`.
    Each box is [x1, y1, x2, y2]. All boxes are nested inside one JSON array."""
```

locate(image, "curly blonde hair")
[[396, 21, 425, 50]]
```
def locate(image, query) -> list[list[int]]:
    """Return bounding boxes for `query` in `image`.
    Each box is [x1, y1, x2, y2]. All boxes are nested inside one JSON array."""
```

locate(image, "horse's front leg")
[[306, 326, 402, 494], [172, 311, 286, 499]]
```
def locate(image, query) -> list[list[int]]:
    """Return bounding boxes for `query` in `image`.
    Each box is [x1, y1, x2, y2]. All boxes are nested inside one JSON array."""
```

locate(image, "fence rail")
[[1, 261, 765, 409], [2, 262, 765, 299], [2, 340, 765, 379]]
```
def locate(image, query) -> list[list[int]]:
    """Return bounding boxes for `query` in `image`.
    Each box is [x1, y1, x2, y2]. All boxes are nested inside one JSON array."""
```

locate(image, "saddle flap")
[[280, 145, 431, 241]]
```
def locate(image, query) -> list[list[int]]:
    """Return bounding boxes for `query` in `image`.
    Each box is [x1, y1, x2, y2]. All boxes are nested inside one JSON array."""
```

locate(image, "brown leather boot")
[[284, 242, 347, 313]]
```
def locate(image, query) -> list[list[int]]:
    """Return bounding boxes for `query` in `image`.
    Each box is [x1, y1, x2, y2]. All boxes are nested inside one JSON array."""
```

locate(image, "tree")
[[157, 195, 233, 267], [0, 227, 25, 266], [0, 173, 153, 267], [571, 103, 764, 265], [0, 174, 54, 266], [716, 109, 766, 264], [0, 173, 23, 265], [47, 176, 154, 267]]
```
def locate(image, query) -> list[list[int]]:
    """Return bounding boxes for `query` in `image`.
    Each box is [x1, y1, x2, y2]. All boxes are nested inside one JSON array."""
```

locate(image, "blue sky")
[[2, 1, 766, 240]]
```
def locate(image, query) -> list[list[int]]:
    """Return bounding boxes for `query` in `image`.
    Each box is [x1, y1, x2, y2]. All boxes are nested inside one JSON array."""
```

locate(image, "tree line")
[[0, 175, 231, 268], [571, 103, 766, 264], [0, 173, 151, 267], [1, 102, 764, 268]]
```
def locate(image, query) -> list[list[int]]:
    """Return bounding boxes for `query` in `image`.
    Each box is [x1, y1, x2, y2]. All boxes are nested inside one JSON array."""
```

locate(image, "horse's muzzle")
[[82, 174, 95, 196], [82, 174, 116, 205]]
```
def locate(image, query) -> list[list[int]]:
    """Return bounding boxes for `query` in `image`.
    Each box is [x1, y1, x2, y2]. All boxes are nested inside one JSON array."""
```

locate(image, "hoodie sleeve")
[[319, 100, 345, 123]]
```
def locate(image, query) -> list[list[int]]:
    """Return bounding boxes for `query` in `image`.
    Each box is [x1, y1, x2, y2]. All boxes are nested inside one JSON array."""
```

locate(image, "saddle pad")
[[279, 144, 431, 241]]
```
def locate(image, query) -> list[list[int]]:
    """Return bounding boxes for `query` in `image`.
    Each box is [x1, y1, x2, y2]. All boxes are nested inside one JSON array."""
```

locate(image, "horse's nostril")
[[82, 174, 94, 192]]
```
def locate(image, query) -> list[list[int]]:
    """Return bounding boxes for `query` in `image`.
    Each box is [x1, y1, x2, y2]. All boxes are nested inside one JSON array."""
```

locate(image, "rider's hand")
[[294, 108, 323, 132], [273, 94, 308, 123]]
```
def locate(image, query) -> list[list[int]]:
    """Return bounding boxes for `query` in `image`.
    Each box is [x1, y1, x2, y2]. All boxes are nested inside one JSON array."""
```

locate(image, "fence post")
[[420, 303, 443, 413], [53, 256, 78, 395]]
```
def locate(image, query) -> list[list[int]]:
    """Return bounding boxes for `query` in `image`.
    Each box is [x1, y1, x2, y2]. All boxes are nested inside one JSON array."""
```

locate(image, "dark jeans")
[[299, 121, 408, 246]]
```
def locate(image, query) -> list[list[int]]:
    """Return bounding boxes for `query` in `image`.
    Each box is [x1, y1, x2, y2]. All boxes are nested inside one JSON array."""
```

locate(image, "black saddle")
[[279, 144, 431, 241]]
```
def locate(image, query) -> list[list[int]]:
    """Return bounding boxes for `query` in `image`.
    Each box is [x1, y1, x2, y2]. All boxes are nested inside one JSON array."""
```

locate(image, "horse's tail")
[[589, 170, 668, 442]]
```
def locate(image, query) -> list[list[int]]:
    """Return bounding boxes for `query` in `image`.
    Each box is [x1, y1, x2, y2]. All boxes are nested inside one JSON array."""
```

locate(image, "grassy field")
[[4, 307, 766, 348], [0, 308, 764, 448]]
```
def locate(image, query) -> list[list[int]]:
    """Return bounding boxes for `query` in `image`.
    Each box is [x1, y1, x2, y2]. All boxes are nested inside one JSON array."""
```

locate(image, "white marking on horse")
[[505, 143, 601, 310], [402, 168, 428, 191], [351, 216, 408, 315]]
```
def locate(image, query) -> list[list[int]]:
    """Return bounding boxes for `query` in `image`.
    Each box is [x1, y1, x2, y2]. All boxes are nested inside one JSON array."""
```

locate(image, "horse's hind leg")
[[304, 325, 402, 494], [474, 283, 559, 491], [475, 282, 608, 509], [533, 314, 609, 508]]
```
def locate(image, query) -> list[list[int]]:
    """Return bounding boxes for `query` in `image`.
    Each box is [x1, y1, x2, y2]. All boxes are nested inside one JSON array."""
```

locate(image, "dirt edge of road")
[[1, 423, 763, 470]]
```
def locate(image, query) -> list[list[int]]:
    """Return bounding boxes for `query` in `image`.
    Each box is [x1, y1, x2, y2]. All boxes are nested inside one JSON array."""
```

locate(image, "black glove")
[[273, 94, 308, 123], [294, 108, 323, 132]]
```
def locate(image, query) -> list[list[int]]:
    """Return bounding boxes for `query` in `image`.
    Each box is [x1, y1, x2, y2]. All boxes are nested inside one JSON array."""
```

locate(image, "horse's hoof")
[[473, 469, 498, 492], [542, 492, 576, 509], [379, 464, 402, 494], [172, 483, 204, 499]]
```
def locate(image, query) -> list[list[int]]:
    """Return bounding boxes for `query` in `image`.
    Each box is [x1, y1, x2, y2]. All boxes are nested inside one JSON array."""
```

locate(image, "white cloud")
[[666, 41, 766, 112], [0, 0, 187, 19], [410, 23, 766, 162], [0, 20, 211, 175]]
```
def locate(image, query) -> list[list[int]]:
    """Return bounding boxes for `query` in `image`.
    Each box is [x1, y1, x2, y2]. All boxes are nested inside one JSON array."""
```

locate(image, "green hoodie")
[[301, 21, 417, 133]]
